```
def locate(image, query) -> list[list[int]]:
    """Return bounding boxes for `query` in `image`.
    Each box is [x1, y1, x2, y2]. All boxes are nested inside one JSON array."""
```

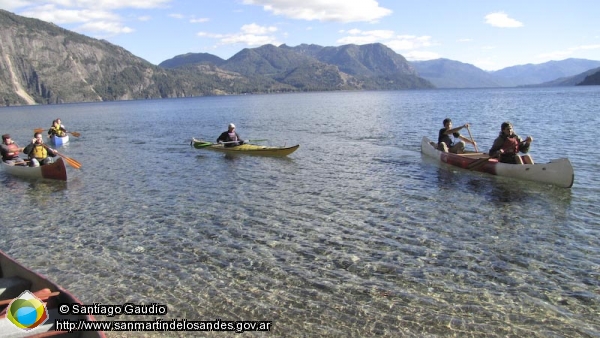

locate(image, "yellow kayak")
[[191, 138, 299, 157]]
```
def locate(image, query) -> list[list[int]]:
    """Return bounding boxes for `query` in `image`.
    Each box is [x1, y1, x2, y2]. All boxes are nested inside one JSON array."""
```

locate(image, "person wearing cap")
[[216, 123, 244, 147], [437, 118, 476, 154], [1, 134, 26, 165], [23, 132, 58, 167]]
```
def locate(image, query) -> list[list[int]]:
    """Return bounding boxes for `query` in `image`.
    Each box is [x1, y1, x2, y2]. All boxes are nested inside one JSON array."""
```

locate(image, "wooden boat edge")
[[0, 249, 105, 337]]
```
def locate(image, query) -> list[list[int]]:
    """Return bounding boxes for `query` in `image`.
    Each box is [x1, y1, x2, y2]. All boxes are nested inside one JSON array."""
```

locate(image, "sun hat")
[[228, 123, 235, 129]]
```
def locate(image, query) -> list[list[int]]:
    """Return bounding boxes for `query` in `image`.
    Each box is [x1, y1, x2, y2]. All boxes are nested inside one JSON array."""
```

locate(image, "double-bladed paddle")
[[191, 138, 268, 148], [218, 139, 269, 145]]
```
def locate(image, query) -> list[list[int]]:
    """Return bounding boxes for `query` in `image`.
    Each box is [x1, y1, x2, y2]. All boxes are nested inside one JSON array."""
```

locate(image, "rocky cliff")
[[0, 9, 433, 106], [0, 10, 171, 105]]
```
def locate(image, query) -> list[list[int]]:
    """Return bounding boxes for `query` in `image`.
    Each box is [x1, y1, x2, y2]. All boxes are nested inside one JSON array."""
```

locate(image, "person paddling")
[[437, 118, 476, 154], [23, 132, 58, 167], [488, 121, 534, 164], [48, 119, 67, 138], [1, 134, 26, 166], [217, 123, 244, 147]]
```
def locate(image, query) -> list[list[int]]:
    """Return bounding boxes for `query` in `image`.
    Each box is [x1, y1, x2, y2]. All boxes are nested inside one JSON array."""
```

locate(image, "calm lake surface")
[[1, 87, 599, 337]]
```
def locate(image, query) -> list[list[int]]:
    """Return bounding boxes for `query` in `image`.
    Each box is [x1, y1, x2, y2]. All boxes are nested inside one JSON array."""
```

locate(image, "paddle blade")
[[69, 131, 81, 137], [55, 151, 82, 169], [34, 128, 45, 134], [192, 139, 213, 149], [63, 156, 82, 169]]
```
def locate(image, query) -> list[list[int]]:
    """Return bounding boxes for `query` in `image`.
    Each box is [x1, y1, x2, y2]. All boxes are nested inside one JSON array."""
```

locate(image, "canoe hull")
[[421, 137, 574, 188], [49, 134, 69, 146], [192, 139, 299, 157], [0, 250, 105, 337], [1, 157, 67, 181]]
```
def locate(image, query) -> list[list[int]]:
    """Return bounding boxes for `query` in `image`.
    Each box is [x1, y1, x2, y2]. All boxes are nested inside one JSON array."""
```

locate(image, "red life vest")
[[7, 143, 20, 156], [501, 136, 520, 154]]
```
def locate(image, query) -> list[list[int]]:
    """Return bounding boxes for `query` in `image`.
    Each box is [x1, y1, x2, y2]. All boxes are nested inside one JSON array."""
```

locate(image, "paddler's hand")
[[525, 136, 533, 144]]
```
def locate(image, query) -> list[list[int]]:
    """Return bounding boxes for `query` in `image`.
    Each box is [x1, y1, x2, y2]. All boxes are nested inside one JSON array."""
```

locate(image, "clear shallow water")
[[1, 87, 599, 337]]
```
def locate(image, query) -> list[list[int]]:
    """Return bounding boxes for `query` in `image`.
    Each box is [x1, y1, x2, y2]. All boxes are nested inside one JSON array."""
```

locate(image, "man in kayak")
[[217, 123, 245, 147], [489, 122, 534, 164], [23, 132, 58, 167], [1, 134, 26, 165], [438, 118, 476, 154]]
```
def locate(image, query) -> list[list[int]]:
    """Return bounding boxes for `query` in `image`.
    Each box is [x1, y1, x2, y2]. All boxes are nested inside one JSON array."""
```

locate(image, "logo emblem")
[[6, 290, 49, 330]]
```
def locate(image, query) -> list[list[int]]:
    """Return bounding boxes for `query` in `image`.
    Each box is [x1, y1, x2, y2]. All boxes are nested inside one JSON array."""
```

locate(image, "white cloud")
[[403, 51, 440, 61], [241, 23, 277, 34], [197, 32, 223, 38], [190, 17, 209, 23], [536, 44, 600, 62], [389, 35, 434, 50], [0, 0, 31, 10], [77, 20, 133, 34], [572, 44, 600, 51], [28, 0, 171, 10], [198, 24, 280, 47], [4, 0, 171, 10], [457, 38, 472, 43], [220, 34, 279, 46], [242, 0, 391, 23], [337, 29, 433, 51], [8, 0, 172, 36], [485, 12, 523, 28], [20, 5, 119, 24], [537, 50, 572, 61], [169, 13, 185, 19]]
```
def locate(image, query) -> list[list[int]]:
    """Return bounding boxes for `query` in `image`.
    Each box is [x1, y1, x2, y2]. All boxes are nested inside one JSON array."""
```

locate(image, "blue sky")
[[1, 0, 599, 70]]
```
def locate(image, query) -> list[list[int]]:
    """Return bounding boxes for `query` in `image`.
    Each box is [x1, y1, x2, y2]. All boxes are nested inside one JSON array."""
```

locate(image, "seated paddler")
[[217, 123, 244, 147]]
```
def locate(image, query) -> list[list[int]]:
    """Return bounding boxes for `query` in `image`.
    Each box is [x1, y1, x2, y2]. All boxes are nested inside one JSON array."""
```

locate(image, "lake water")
[[1, 87, 599, 337]]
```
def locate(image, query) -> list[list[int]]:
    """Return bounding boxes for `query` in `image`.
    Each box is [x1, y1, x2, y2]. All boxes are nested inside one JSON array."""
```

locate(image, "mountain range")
[[1, 9, 598, 107]]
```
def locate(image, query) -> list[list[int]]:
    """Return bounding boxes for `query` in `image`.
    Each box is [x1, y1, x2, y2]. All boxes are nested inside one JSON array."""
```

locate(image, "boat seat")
[[0, 277, 31, 301]]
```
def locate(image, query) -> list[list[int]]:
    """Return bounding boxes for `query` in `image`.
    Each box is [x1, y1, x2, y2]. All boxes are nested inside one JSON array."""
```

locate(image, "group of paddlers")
[[438, 118, 534, 165], [0, 118, 68, 167]]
